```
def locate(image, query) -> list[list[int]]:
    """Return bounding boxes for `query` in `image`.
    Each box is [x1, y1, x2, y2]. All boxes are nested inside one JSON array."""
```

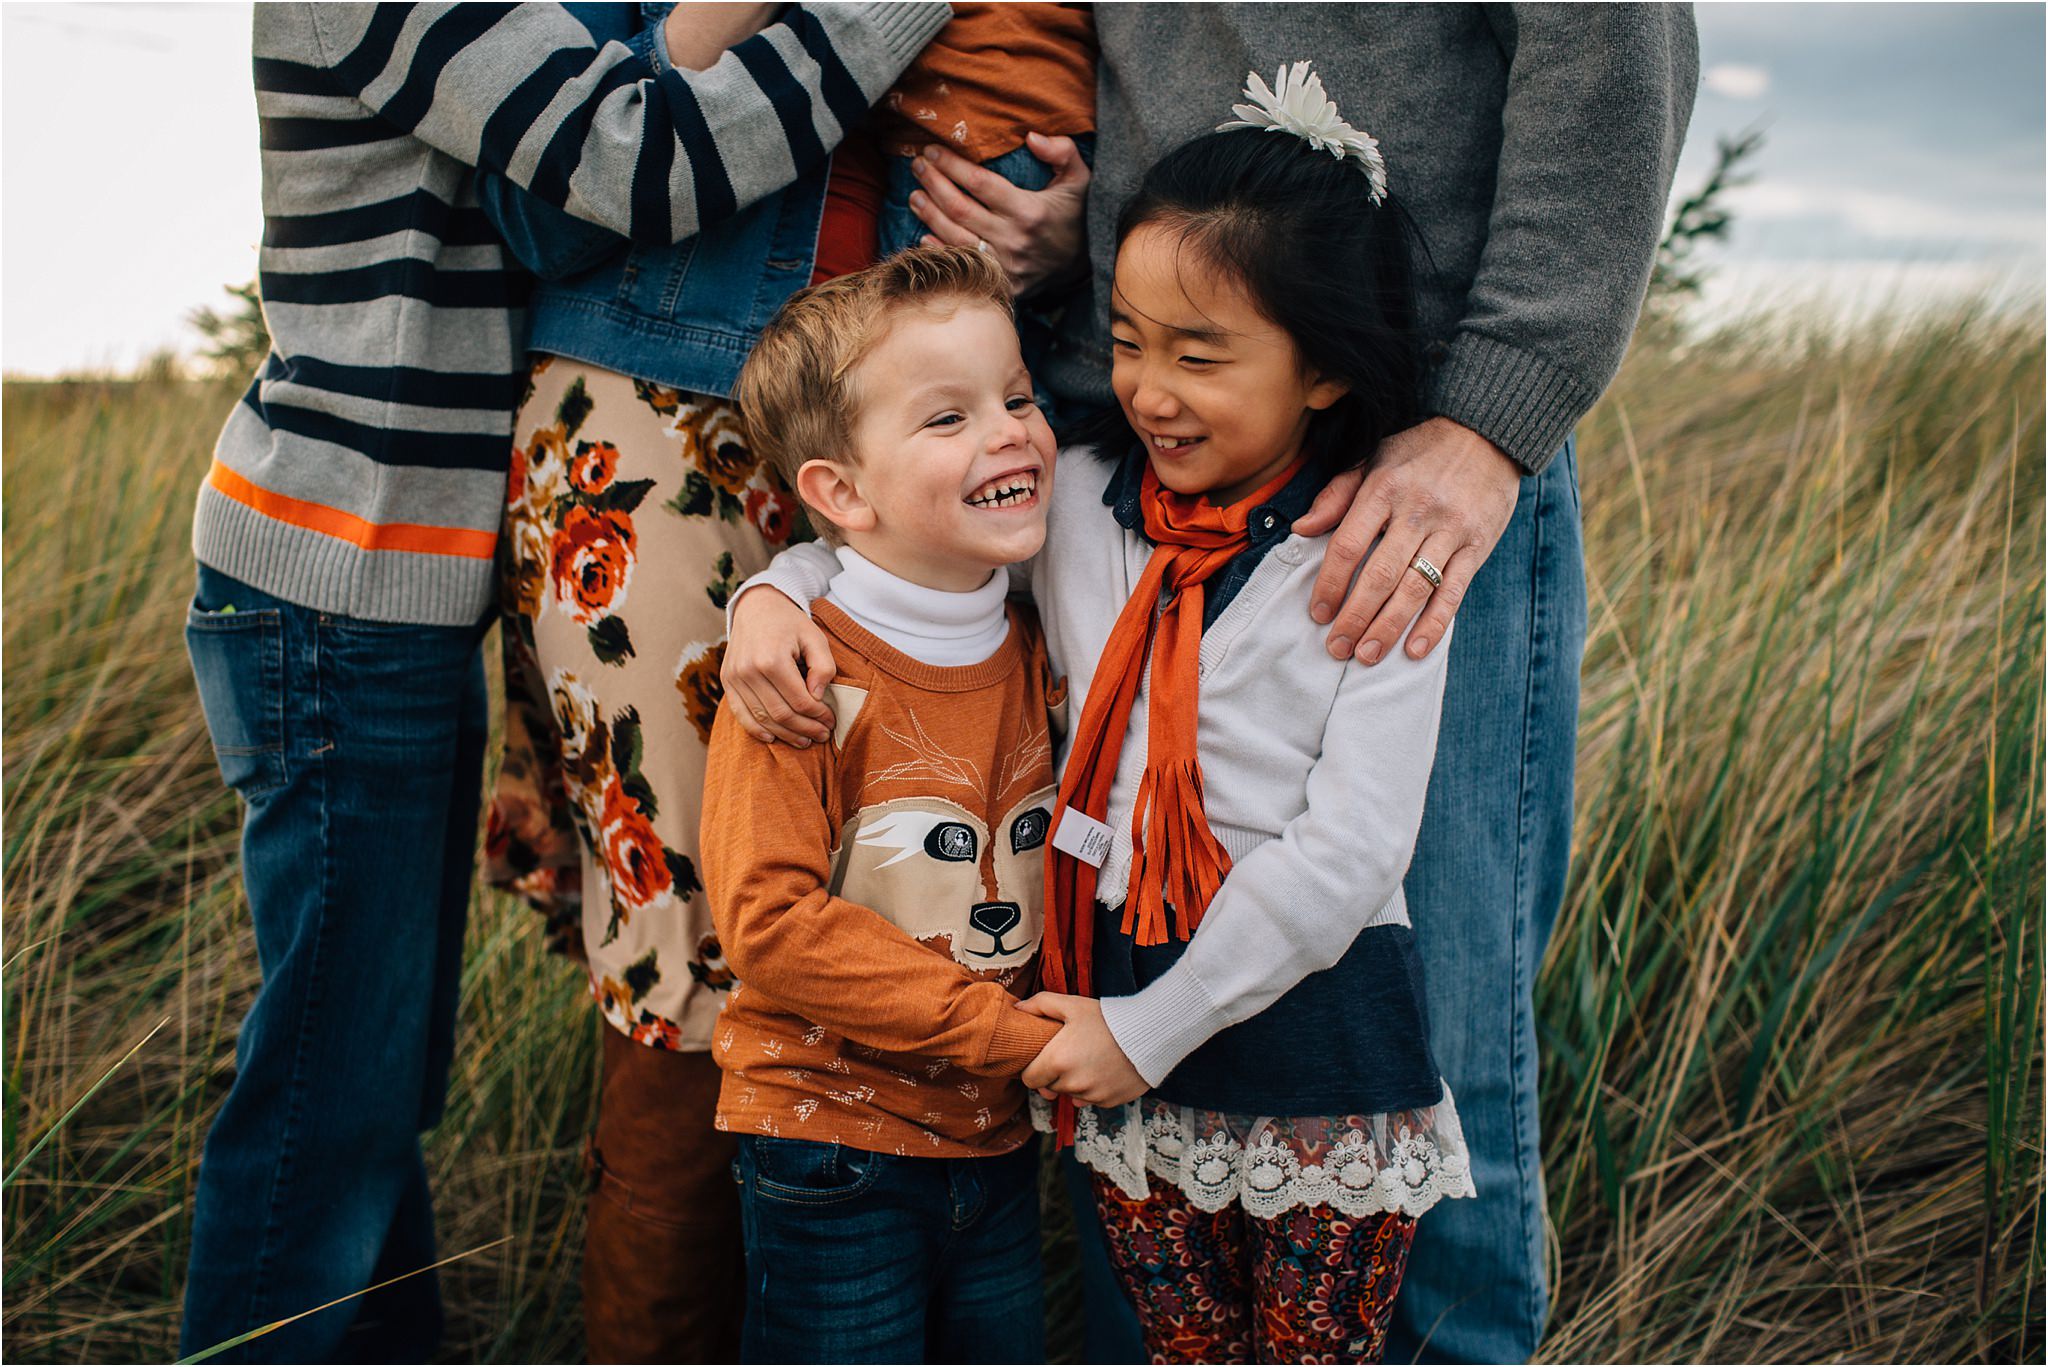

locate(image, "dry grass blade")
[[174, 1236, 515, 1365], [7, 1020, 170, 1190]]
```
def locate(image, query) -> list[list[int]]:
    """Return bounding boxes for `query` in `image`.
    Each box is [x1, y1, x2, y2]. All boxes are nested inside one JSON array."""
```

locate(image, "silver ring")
[[1410, 555, 1443, 589], [974, 237, 992, 255]]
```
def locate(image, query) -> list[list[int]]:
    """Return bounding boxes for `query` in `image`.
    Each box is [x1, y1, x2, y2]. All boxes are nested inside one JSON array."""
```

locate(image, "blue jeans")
[[178, 564, 488, 1363], [1388, 438, 1586, 1363], [735, 1133, 1046, 1363]]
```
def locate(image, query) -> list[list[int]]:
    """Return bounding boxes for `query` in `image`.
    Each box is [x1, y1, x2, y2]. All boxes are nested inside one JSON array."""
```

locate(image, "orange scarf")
[[1041, 457, 1302, 1139]]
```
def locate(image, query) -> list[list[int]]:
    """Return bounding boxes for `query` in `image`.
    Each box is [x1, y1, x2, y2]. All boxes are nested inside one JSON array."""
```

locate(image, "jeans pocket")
[[742, 1135, 883, 1206], [312, 615, 483, 760], [186, 602, 287, 799]]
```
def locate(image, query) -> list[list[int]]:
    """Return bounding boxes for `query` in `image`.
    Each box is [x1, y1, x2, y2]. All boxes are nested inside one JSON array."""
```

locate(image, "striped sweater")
[[195, 2, 948, 625]]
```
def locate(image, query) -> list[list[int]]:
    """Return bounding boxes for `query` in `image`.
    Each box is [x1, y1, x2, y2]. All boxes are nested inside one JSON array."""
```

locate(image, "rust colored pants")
[[583, 1028, 743, 1363]]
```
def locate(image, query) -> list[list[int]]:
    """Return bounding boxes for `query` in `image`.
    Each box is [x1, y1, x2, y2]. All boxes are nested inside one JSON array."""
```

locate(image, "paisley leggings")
[[1089, 1174, 1418, 1364]]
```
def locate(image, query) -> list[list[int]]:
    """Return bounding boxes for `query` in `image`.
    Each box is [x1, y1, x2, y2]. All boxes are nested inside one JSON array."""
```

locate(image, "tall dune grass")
[[3, 305, 2041, 1362]]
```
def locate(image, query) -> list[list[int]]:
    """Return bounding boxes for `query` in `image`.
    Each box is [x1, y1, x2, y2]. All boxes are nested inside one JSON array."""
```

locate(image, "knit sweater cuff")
[[840, 2, 952, 64], [1099, 968, 1226, 1089], [1424, 332, 1598, 476], [984, 1004, 1062, 1075]]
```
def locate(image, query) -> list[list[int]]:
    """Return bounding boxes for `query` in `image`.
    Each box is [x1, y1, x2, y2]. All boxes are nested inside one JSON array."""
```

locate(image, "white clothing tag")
[[1052, 807, 1113, 868]]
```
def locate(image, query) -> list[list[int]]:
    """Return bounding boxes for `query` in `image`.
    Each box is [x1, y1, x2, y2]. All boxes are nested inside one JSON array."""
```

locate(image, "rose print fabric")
[[1089, 1172, 1417, 1365], [485, 357, 804, 1050]]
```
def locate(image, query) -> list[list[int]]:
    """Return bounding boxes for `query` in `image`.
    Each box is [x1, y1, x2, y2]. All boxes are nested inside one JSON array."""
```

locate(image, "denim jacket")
[[478, 3, 836, 399]]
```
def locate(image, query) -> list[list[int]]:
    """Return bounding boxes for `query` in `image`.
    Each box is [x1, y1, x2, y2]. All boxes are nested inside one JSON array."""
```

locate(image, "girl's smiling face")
[[1108, 222, 1349, 505]]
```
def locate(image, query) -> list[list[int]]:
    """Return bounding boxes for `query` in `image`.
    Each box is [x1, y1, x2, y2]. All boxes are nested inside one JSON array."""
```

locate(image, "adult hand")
[[661, 3, 779, 71], [720, 586, 837, 746], [909, 133, 1091, 299], [1293, 416, 1522, 664]]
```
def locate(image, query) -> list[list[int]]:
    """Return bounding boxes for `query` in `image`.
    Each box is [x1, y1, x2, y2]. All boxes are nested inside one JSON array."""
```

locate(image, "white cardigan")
[[736, 446, 1452, 1089]]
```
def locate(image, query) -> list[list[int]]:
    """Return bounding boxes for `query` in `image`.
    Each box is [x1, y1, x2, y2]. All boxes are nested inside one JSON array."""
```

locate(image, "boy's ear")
[[795, 458, 876, 536]]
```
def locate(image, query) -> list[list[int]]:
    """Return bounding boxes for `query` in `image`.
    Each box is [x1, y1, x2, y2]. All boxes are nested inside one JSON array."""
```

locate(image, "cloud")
[[1703, 63, 1772, 99], [1686, 259, 2042, 333], [1726, 182, 2042, 247]]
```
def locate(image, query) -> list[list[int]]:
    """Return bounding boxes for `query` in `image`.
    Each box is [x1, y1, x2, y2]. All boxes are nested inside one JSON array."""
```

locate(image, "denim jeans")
[[1062, 1148, 1145, 1362], [1388, 438, 1586, 1363], [178, 564, 488, 1363], [734, 1133, 1046, 1363]]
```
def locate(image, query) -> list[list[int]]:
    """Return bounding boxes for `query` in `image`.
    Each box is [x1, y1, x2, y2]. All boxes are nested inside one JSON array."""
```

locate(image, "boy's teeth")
[[1153, 435, 1201, 449], [966, 472, 1037, 507]]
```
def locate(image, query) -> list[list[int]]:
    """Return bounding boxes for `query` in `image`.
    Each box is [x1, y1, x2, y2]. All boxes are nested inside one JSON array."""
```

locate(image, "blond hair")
[[735, 245, 1014, 540]]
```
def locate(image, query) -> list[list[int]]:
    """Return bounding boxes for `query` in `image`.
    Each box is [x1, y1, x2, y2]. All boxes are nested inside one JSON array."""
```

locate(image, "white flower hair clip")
[[1217, 60, 1388, 205]]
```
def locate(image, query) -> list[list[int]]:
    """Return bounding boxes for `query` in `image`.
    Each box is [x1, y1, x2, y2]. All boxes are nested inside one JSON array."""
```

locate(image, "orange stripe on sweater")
[[206, 460, 498, 560]]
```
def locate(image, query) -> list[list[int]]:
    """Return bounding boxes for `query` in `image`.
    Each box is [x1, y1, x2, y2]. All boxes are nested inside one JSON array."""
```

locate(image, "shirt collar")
[[1101, 441, 1326, 549]]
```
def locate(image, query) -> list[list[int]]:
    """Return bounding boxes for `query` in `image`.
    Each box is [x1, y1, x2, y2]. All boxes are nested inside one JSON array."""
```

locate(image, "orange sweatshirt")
[[701, 601, 1065, 1156]]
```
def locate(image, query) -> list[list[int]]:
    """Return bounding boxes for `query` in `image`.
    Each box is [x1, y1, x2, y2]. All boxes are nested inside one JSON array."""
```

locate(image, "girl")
[[727, 65, 1473, 1363]]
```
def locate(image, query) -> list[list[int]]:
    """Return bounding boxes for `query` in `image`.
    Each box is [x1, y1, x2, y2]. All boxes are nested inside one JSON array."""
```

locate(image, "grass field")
[[3, 304, 2042, 1363]]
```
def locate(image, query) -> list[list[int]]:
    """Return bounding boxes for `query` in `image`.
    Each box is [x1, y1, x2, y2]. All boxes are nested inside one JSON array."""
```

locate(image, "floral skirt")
[[485, 357, 804, 1049]]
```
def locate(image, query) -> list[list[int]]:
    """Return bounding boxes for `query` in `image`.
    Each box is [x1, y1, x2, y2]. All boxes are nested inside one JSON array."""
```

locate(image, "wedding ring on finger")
[[974, 237, 992, 255], [1410, 555, 1443, 589]]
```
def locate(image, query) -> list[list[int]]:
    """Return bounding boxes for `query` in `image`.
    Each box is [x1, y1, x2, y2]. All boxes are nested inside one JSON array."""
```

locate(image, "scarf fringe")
[[1123, 760, 1233, 947]]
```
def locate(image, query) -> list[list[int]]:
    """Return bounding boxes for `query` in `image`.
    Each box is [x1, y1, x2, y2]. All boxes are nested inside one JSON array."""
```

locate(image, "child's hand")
[[1018, 994, 1148, 1107], [721, 587, 836, 746]]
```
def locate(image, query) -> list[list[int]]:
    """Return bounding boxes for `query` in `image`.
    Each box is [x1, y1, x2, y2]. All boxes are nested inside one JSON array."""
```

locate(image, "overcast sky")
[[1677, 1, 2044, 325], [2, 1, 2042, 375]]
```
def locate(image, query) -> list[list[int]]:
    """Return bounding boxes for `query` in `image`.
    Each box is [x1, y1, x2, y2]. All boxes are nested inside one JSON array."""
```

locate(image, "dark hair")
[[1087, 127, 1427, 476]]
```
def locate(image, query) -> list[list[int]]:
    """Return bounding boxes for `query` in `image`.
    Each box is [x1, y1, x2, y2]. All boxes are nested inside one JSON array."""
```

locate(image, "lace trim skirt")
[[1033, 1088, 1476, 1221]]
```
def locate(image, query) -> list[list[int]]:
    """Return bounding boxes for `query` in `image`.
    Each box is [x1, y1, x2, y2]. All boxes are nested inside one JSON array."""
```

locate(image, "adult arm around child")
[[1294, 5, 1696, 663], [719, 541, 843, 745]]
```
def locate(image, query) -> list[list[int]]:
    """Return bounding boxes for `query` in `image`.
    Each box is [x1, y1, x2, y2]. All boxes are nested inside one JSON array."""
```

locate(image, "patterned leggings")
[[1090, 1174, 1417, 1364]]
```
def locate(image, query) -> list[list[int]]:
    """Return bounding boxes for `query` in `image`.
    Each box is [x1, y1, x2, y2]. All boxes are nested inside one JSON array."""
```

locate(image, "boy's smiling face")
[[801, 298, 1055, 592]]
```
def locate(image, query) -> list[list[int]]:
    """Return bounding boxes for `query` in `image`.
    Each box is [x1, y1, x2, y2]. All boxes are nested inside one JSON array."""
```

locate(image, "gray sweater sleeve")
[[1426, 4, 1699, 472], [306, 2, 946, 246]]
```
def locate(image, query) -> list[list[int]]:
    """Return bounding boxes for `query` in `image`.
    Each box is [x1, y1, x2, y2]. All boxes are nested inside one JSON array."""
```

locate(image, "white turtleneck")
[[823, 547, 1012, 667]]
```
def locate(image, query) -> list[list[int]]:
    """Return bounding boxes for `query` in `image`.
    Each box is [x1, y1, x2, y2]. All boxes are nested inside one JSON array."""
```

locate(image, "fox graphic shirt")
[[701, 600, 1065, 1156]]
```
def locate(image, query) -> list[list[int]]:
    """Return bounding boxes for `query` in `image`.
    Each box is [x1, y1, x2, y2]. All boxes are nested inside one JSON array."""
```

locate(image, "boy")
[[703, 245, 1063, 1362]]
